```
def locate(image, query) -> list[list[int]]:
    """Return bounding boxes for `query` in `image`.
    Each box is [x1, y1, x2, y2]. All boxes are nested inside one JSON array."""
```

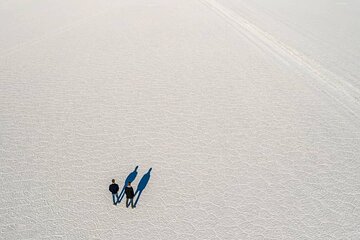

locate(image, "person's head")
[[128, 182, 131, 186], [112, 179, 115, 183]]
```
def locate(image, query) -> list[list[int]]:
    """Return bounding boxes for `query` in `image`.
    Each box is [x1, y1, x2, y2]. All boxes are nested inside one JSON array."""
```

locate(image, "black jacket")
[[125, 186, 135, 199], [109, 183, 119, 194]]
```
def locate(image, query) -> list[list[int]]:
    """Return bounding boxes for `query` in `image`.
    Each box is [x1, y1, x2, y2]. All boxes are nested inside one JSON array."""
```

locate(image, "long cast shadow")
[[134, 168, 152, 207], [118, 166, 138, 203]]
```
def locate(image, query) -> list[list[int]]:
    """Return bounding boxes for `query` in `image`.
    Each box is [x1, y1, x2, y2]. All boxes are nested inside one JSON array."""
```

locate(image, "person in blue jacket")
[[109, 179, 120, 205]]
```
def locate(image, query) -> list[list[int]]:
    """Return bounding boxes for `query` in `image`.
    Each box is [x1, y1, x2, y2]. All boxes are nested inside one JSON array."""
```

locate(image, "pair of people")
[[109, 179, 135, 208], [109, 167, 152, 208]]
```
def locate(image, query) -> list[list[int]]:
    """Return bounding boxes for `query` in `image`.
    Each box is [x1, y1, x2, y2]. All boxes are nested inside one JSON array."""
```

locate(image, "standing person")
[[109, 179, 120, 205], [125, 182, 135, 208], [117, 166, 139, 203]]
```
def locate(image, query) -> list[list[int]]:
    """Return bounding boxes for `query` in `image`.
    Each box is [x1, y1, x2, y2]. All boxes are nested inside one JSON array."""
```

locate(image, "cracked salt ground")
[[1, 0, 360, 239]]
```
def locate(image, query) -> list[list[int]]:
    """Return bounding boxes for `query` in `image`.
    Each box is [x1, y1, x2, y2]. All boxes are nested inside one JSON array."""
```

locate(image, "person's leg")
[[126, 198, 129, 208], [112, 194, 117, 205], [130, 198, 134, 208]]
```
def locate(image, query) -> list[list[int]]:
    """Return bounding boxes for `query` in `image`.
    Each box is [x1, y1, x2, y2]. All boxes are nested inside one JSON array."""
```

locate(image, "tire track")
[[198, 0, 360, 119]]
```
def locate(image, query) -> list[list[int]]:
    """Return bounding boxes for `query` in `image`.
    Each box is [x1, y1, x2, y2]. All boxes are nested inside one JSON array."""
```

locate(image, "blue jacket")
[[109, 183, 119, 194]]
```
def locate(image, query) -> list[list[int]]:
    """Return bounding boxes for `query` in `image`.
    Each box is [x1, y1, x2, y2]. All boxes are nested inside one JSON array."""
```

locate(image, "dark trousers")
[[126, 198, 134, 208]]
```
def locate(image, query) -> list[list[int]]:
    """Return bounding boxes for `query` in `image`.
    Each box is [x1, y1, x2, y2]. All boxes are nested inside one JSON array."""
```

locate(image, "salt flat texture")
[[1, 0, 359, 239]]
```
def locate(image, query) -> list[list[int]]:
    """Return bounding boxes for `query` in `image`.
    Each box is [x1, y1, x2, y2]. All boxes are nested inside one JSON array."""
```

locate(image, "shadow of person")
[[118, 166, 139, 203], [134, 168, 152, 207]]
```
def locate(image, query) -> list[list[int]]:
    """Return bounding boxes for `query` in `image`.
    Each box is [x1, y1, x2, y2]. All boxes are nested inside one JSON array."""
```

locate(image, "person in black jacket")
[[125, 182, 135, 208], [109, 179, 120, 205]]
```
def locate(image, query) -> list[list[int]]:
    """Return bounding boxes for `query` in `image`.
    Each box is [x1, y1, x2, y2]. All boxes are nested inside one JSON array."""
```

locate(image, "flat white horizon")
[[1, 0, 359, 239]]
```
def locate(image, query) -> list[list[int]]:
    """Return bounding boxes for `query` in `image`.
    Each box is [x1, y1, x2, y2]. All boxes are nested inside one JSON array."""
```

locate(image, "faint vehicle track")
[[198, 0, 360, 119]]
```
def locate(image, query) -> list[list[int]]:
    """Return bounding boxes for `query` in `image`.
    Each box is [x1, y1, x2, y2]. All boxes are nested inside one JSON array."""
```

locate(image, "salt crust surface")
[[1, 0, 359, 239]]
